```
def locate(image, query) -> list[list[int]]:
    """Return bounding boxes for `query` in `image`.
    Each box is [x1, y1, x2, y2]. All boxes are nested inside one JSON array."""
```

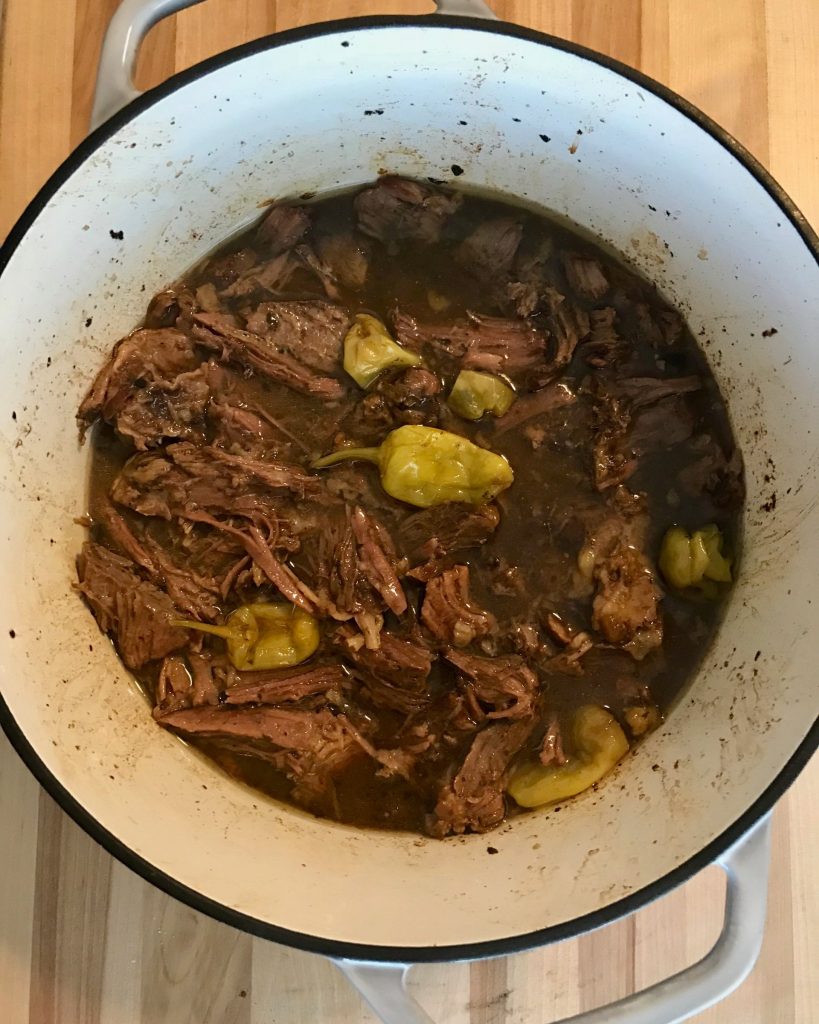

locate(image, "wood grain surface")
[[0, 1, 817, 1021]]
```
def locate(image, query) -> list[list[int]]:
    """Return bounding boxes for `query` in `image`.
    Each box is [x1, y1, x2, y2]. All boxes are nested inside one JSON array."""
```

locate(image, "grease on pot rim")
[[74, 174, 744, 837]]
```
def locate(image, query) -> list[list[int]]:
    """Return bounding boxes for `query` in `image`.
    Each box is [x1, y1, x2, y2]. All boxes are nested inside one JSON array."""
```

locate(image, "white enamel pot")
[[0, 1, 817, 1021]]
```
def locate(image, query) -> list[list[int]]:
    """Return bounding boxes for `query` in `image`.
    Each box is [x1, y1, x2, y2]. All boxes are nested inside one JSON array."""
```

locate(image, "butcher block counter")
[[0, 1, 816, 1021]]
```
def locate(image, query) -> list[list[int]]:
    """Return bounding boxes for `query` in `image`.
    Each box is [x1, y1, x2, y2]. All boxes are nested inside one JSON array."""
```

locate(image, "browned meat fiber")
[[77, 177, 743, 837]]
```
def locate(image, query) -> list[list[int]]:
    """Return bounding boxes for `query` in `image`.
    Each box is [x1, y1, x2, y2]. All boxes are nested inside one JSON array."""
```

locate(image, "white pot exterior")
[[0, 19, 816, 958]]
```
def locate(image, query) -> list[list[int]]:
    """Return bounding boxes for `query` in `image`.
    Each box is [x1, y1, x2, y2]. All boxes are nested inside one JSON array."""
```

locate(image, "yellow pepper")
[[659, 524, 732, 590], [172, 602, 319, 671], [508, 705, 629, 808], [312, 424, 514, 508], [448, 369, 517, 421], [343, 313, 422, 389]]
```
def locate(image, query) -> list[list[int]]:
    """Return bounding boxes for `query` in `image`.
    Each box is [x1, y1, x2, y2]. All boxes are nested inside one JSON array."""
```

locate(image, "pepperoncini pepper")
[[311, 424, 514, 508], [343, 313, 422, 389], [448, 369, 516, 421], [659, 523, 732, 591], [508, 705, 629, 808], [172, 602, 319, 671]]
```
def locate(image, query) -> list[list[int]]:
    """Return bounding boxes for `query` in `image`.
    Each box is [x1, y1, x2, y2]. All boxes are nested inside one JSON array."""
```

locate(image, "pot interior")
[[0, 20, 816, 954]]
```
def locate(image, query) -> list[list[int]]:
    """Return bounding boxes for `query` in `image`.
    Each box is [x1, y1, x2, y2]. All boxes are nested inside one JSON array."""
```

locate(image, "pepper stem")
[[171, 618, 241, 641], [311, 446, 381, 469]]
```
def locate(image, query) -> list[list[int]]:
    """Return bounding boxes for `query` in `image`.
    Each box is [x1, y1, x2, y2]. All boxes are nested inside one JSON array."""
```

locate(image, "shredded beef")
[[562, 252, 609, 301], [677, 435, 744, 506], [241, 300, 350, 374], [393, 309, 547, 378], [76, 541, 187, 669], [158, 705, 362, 803], [504, 237, 563, 317], [582, 512, 663, 660], [111, 442, 318, 521], [315, 231, 370, 290], [591, 376, 702, 490], [191, 311, 343, 399], [494, 381, 576, 436], [539, 716, 567, 766], [421, 566, 495, 647], [100, 504, 220, 621], [78, 328, 203, 446], [398, 502, 499, 566], [355, 176, 462, 244], [350, 506, 407, 616], [428, 717, 535, 836], [335, 625, 434, 713], [256, 204, 310, 254], [445, 649, 539, 720], [222, 665, 347, 705]]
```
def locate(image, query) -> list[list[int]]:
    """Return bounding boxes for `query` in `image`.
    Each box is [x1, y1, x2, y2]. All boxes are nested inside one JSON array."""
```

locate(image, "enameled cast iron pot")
[[0, 1, 817, 1021]]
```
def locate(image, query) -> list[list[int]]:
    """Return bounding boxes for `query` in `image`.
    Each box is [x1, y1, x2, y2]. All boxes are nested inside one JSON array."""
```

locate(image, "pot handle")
[[333, 813, 773, 1024], [91, 0, 496, 130]]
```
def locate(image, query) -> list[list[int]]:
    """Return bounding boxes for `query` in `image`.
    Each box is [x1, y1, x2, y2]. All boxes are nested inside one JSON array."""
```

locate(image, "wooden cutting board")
[[0, 2, 817, 1021]]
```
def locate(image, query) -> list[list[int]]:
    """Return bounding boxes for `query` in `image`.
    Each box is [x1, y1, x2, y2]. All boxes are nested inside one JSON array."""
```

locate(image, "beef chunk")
[[156, 656, 195, 714], [222, 665, 347, 705], [111, 443, 318, 521], [348, 366, 442, 438], [549, 299, 591, 362], [204, 248, 259, 289], [455, 217, 523, 282], [209, 401, 291, 455], [76, 541, 187, 669], [78, 328, 203, 446], [504, 237, 563, 317], [145, 287, 199, 330], [155, 652, 220, 715], [117, 368, 209, 451], [315, 231, 370, 290], [445, 649, 539, 720], [355, 176, 462, 245], [241, 300, 349, 374], [582, 307, 630, 368], [290, 244, 342, 300], [428, 717, 535, 836], [582, 512, 663, 660], [219, 252, 298, 300], [256, 205, 310, 254], [611, 375, 701, 408], [191, 312, 343, 399], [591, 388, 634, 490], [633, 301, 684, 349], [562, 252, 609, 301], [629, 395, 696, 455], [493, 381, 576, 436], [591, 376, 702, 490], [334, 625, 434, 713], [393, 309, 548, 378], [398, 502, 500, 566], [421, 566, 495, 647], [677, 435, 744, 507], [526, 299, 590, 389], [158, 706, 362, 799]]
